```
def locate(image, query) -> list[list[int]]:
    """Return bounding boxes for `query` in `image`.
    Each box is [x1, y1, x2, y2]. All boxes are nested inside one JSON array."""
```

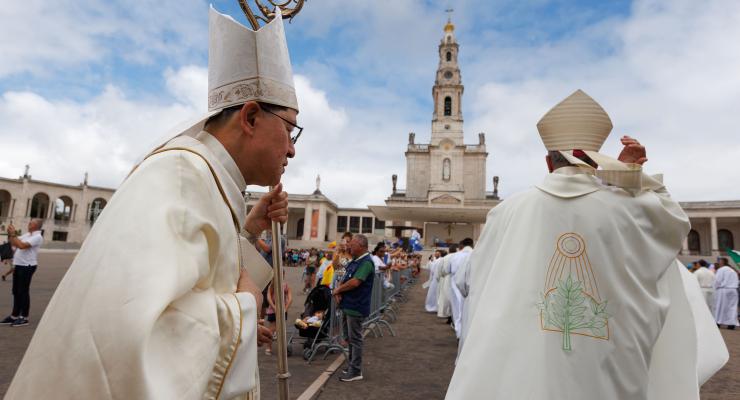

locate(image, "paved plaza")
[[0, 252, 738, 399]]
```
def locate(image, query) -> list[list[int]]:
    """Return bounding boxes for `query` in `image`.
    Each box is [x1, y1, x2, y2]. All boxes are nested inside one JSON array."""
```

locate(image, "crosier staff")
[[237, 1, 306, 399]]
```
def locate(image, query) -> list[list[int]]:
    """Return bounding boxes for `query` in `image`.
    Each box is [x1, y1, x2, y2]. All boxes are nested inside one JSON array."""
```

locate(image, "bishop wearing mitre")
[[7, 7, 300, 400], [446, 90, 728, 399]]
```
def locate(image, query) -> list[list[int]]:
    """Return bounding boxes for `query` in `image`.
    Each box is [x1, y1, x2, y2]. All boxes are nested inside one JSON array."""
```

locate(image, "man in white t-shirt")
[[371, 243, 393, 289], [1, 218, 44, 327]]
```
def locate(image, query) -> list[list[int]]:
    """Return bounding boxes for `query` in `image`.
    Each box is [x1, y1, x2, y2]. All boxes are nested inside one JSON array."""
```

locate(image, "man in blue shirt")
[[332, 234, 374, 382]]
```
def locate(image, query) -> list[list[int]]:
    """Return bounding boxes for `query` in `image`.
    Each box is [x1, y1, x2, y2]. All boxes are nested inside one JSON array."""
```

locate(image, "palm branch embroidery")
[[538, 233, 610, 351]]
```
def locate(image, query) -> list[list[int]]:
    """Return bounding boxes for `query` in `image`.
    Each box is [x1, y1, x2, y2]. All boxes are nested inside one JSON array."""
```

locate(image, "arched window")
[[687, 229, 701, 254], [718, 229, 734, 250], [444, 96, 452, 116], [446, 51, 451, 62], [89, 198, 107, 224], [443, 158, 451, 181], [30, 193, 50, 219], [54, 196, 73, 222]]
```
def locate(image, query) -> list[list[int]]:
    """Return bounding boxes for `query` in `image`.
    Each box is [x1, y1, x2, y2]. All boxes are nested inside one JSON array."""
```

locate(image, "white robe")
[[454, 254, 473, 351], [447, 247, 472, 338], [713, 265, 739, 326], [424, 257, 440, 312], [693, 267, 715, 314], [447, 167, 728, 400], [7, 132, 267, 400], [436, 254, 454, 318]]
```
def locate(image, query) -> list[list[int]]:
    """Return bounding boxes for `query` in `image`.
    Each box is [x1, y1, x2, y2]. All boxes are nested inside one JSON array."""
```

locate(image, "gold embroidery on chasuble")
[[538, 233, 610, 351]]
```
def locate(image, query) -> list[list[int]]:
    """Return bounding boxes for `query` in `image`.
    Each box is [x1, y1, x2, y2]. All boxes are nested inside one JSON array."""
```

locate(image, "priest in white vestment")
[[424, 250, 443, 313], [436, 246, 456, 319], [446, 238, 473, 338], [713, 257, 739, 328], [7, 8, 300, 400], [693, 263, 715, 313], [447, 90, 728, 400]]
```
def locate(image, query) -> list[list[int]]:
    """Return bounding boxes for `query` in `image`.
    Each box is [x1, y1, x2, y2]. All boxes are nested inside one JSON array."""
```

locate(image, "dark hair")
[[459, 237, 474, 248], [204, 101, 289, 131], [372, 242, 386, 255], [548, 150, 597, 170], [448, 244, 458, 253], [698, 259, 708, 267]]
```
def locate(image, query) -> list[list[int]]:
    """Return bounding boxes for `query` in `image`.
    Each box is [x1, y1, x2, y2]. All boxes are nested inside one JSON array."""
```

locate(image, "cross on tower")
[[445, 7, 453, 21]]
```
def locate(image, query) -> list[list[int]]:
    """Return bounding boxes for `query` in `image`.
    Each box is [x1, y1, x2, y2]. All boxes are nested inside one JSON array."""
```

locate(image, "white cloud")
[[0, 67, 205, 188], [0, 0, 206, 78], [463, 0, 740, 201]]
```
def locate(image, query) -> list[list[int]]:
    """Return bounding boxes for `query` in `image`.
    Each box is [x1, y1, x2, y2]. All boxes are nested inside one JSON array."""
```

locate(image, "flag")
[[725, 248, 740, 272]]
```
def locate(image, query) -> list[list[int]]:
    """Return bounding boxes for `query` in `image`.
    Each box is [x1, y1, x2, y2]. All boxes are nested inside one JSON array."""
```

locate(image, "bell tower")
[[431, 13, 464, 146]]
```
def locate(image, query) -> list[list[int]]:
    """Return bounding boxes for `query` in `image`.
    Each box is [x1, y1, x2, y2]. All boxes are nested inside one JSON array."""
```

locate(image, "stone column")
[[327, 212, 338, 242], [317, 203, 327, 243], [710, 216, 719, 256], [302, 204, 312, 241], [681, 237, 689, 255]]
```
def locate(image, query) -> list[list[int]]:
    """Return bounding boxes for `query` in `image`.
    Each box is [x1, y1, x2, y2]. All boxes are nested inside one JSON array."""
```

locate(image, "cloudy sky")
[[1, 0, 738, 207]]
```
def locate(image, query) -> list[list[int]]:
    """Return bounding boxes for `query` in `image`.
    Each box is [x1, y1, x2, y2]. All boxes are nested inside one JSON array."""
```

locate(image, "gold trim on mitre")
[[208, 6, 298, 112], [536, 89, 612, 151]]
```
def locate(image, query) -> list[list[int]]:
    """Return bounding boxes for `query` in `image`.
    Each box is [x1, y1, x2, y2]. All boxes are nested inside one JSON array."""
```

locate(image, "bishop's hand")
[[244, 183, 289, 236], [617, 135, 648, 165]]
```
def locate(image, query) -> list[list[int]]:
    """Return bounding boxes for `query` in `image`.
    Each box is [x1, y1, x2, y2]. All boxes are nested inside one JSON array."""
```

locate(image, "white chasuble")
[[713, 266, 739, 326], [448, 247, 472, 339], [7, 132, 268, 400], [424, 257, 440, 313], [447, 168, 728, 400], [436, 253, 454, 318]]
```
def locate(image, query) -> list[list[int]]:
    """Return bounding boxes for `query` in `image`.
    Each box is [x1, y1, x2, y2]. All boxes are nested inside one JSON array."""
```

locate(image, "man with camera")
[[1, 219, 44, 327]]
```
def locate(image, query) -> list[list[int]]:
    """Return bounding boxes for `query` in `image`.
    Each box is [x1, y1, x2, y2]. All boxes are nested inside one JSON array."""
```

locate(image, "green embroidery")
[[539, 233, 610, 351], [539, 275, 609, 351]]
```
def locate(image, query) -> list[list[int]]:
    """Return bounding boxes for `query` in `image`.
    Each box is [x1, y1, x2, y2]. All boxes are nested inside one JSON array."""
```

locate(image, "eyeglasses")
[[261, 107, 303, 144]]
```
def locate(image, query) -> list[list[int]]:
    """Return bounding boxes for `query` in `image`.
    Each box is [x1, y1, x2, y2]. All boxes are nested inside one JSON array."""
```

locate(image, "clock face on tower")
[[444, 71, 453, 79]]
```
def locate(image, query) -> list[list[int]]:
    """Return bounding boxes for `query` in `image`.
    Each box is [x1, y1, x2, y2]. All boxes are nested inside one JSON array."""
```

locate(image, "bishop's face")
[[250, 106, 297, 186]]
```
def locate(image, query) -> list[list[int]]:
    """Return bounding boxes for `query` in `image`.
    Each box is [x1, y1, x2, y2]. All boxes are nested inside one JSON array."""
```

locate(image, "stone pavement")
[[317, 274, 458, 400], [0, 254, 738, 399]]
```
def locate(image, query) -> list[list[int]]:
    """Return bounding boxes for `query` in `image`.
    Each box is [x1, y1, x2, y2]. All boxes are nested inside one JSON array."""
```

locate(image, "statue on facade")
[[409, 132, 415, 145], [392, 174, 398, 194], [493, 176, 499, 199], [313, 174, 321, 195]]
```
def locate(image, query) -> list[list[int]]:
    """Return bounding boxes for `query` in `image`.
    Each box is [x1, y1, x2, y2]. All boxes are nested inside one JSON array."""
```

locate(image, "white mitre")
[[537, 89, 649, 189], [537, 89, 612, 153], [145, 6, 297, 153]]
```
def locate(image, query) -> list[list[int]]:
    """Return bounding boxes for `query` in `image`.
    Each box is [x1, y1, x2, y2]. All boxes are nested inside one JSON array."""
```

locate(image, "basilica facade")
[[370, 19, 500, 246]]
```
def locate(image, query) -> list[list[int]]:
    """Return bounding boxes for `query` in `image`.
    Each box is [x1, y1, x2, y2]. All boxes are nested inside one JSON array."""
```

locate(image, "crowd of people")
[[256, 229, 423, 382]]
